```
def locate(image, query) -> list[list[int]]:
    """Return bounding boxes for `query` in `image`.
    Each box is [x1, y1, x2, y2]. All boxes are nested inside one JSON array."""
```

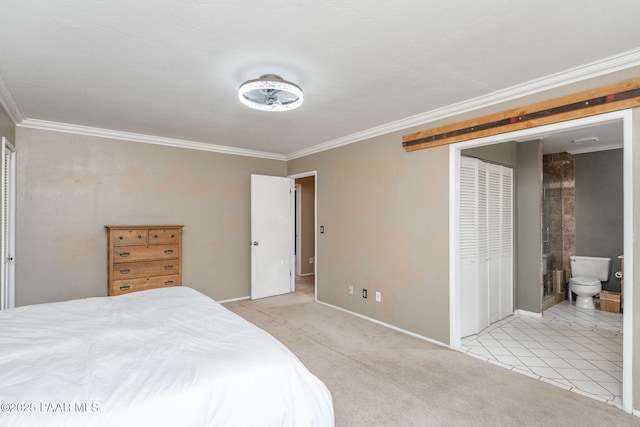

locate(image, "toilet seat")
[[569, 277, 600, 287], [569, 277, 602, 309]]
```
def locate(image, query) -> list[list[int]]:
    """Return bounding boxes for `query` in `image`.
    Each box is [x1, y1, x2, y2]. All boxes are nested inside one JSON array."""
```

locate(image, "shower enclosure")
[[542, 152, 575, 309]]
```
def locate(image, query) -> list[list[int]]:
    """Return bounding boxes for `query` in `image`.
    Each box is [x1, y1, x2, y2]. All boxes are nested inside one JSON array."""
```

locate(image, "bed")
[[0, 286, 334, 426]]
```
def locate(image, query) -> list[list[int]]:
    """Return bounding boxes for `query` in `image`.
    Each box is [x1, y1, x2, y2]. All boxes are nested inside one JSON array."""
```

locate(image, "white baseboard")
[[218, 295, 250, 304], [515, 309, 543, 318], [297, 273, 314, 277], [316, 300, 450, 349]]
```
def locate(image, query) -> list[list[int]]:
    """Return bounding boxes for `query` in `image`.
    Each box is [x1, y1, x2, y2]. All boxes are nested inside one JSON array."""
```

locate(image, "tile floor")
[[461, 301, 624, 407]]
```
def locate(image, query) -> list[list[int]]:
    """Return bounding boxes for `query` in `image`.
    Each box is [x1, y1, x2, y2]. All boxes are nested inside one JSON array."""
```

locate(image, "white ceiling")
[[0, 1, 639, 157]]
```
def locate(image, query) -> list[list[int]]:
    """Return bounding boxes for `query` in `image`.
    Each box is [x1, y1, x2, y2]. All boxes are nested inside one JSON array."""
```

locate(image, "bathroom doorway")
[[450, 109, 634, 413], [540, 123, 624, 313]]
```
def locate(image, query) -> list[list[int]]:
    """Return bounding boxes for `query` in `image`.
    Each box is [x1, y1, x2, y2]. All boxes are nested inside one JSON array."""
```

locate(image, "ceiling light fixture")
[[238, 74, 303, 112]]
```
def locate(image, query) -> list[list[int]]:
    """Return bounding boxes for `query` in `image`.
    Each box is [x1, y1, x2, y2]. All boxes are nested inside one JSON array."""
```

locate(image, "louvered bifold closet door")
[[499, 167, 514, 319], [486, 163, 502, 324], [459, 157, 479, 337], [459, 156, 513, 337], [476, 162, 489, 332], [1, 137, 16, 311]]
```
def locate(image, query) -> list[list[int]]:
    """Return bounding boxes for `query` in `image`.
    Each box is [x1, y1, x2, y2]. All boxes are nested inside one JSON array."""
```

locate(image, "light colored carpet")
[[224, 284, 639, 426]]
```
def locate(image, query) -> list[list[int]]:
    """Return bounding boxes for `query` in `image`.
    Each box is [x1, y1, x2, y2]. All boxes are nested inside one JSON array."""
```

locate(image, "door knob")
[[253, 241, 259, 246]]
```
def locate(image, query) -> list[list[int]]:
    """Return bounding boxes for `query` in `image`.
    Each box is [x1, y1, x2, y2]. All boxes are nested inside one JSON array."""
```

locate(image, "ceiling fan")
[[238, 74, 303, 112]]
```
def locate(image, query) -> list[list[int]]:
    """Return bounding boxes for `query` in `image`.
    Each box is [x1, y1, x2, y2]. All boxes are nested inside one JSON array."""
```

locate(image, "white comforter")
[[0, 287, 334, 426]]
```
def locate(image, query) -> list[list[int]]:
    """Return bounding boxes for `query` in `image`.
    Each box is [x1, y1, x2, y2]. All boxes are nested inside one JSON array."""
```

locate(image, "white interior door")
[[459, 157, 512, 337], [487, 163, 502, 323], [477, 164, 489, 332], [251, 174, 294, 299], [460, 158, 479, 336], [1, 137, 16, 310], [500, 167, 514, 318]]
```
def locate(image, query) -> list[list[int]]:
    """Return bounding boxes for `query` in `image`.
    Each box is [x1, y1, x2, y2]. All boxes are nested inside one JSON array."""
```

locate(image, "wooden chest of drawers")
[[105, 225, 183, 296]]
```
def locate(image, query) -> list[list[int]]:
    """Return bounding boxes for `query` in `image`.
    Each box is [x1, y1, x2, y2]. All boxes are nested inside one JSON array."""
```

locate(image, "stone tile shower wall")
[[542, 152, 575, 296]]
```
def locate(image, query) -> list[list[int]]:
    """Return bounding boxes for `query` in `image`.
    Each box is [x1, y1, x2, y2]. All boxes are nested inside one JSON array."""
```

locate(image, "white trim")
[[449, 145, 460, 349], [5, 49, 639, 162], [317, 300, 449, 349], [217, 295, 250, 304], [287, 48, 640, 160], [622, 109, 634, 414], [448, 109, 633, 413], [289, 177, 296, 293], [0, 74, 24, 124], [297, 273, 314, 277], [295, 183, 302, 276], [17, 119, 287, 161], [1, 137, 16, 310], [515, 309, 543, 319]]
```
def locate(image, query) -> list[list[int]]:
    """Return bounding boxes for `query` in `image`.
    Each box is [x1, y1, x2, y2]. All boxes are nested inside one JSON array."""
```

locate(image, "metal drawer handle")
[[171, 234, 175, 238], [119, 269, 131, 274], [118, 236, 123, 240], [138, 235, 142, 239], [164, 280, 174, 285], [154, 235, 158, 238], [119, 252, 130, 257], [164, 265, 174, 270], [164, 249, 174, 254], [119, 285, 131, 290]]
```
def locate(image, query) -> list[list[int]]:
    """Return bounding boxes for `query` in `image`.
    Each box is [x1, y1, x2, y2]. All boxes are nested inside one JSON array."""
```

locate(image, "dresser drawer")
[[110, 275, 181, 295], [149, 228, 181, 245], [112, 229, 148, 246], [113, 259, 180, 280], [106, 225, 183, 296], [112, 244, 179, 262]]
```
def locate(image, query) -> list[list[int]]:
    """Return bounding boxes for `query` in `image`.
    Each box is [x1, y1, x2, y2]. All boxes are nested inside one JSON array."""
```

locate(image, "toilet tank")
[[570, 256, 612, 281]]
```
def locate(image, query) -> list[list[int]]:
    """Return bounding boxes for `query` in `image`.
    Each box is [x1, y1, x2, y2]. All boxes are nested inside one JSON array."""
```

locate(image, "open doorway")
[[449, 110, 634, 413], [290, 171, 317, 300]]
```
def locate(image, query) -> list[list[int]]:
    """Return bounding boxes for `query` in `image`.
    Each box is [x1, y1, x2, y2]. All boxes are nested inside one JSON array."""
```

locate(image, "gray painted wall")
[[517, 140, 543, 313], [289, 133, 451, 344], [15, 127, 286, 305], [461, 142, 518, 168], [575, 149, 624, 292], [0, 103, 15, 143]]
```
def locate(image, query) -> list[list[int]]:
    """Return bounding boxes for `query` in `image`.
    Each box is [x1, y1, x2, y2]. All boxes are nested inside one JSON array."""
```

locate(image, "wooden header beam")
[[402, 78, 640, 152]]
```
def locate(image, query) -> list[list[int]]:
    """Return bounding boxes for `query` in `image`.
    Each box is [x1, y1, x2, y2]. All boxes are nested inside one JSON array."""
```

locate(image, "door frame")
[[1, 137, 16, 310], [289, 170, 318, 300], [295, 183, 302, 276], [449, 109, 634, 413]]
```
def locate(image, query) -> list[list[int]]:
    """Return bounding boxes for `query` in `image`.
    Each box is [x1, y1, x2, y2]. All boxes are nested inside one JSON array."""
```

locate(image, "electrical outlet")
[[362, 289, 368, 299], [348, 285, 353, 295], [375, 291, 381, 302]]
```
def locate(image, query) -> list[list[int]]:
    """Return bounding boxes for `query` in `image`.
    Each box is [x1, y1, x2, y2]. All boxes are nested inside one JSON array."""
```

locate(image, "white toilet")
[[568, 255, 611, 309]]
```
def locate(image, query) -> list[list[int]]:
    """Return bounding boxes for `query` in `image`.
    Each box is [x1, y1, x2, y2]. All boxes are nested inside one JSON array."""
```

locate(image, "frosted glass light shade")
[[238, 74, 303, 112]]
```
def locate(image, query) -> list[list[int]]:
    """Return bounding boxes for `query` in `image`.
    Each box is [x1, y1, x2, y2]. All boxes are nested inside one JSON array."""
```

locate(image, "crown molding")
[[286, 47, 640, 160], [0, 73, 25, 124], [17, 119, 287, 161], [8, 48, 640, 161]]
